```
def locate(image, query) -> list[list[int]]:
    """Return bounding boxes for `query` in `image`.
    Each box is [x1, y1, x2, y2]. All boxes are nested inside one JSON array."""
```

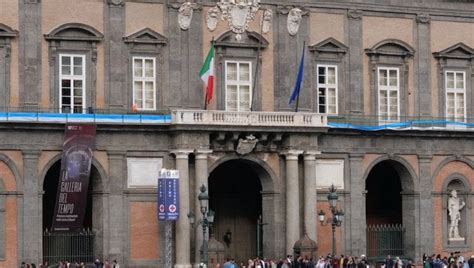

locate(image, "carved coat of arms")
[[218, 0, 260, 40], [236, 135, 259, 155]]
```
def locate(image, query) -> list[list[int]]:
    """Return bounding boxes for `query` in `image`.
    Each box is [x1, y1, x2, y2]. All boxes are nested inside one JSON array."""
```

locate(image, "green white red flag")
[[199, 42, 215, 106]]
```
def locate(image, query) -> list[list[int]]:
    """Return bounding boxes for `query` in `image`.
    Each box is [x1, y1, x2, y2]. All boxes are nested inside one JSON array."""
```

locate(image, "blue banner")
[[158, 169, 180, 221]]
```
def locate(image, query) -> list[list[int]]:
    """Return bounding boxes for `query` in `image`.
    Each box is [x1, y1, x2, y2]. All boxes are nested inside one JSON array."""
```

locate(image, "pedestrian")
[[113, 260, 120, 268]]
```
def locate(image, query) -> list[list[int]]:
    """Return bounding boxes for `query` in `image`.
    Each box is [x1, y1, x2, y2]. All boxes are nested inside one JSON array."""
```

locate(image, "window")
[[445, 71, 466, 122], [225, 61, 252, 112], [317, 65, 338, 114], [133, 57, 156, 110], [60, 54, 86, 114], [378, 67, 399, 123]]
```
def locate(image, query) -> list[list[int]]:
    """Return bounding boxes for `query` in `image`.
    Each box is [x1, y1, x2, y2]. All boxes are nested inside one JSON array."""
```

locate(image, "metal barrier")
[[43, 229, 95, 265], [367, 224, 404, 257]]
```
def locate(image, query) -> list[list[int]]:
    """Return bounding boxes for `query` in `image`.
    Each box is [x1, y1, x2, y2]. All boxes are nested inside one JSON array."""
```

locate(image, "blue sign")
[[158, 169, 180, 221]]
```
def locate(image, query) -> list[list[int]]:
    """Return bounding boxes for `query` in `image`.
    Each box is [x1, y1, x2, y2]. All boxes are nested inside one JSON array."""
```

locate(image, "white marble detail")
[[206, 7, 220, 32], [448, 189, 466, 241], [316, 159, 344, 189], [178, 2, 198, 31], [127, 157, 163, 188], [217, 0, 260, 40], [261, 9, 272, 34], [287, 7, 302, 36]]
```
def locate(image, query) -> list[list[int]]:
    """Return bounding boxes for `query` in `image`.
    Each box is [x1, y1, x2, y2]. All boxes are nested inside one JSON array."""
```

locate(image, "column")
[[107, 151, 126, 263], [418, 155, 433, 260], [303, 151, 319, 241], [284, 150, 303, 254], [173, 150, 193, 268], [22, 150, 41, 264], [348, 153, 365, 256], [194, 149, 212, 264]]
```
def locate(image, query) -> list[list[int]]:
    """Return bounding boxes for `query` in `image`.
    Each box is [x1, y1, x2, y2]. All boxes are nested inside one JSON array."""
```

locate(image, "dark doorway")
[[366, 161, 402, 225], [366, 160, 404, 257], [42, 160, 94, 264], [209, 160, 262, 262]]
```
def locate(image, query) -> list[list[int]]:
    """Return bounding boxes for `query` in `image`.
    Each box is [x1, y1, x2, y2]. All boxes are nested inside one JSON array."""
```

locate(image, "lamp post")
[[318, 184, 344, 257], [188, 184, 215, 268]]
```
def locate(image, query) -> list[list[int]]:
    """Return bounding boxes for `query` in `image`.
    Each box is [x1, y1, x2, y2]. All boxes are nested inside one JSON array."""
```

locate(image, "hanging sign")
[[158, 169, 180, 221], [52, 124, 96, 232]]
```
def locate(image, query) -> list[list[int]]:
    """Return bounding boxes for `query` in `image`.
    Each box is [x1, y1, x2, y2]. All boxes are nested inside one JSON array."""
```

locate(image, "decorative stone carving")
[[108, 0, 124, 6], [207, 7, 221, 32], [236, 134, 258, 155], [416, 13, 431, 24], [287, 8, 302, 36], [347, 9, 363, 20], [448, 189, 466, 241], [178, 2, 198, 31], [261, 9, 272, 34], [217, 0, 260, 40]]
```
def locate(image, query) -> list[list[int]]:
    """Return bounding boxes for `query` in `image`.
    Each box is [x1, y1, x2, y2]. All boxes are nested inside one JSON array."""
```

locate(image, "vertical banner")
[[158, 169, 180, 221], [52, 124, 96, 232]]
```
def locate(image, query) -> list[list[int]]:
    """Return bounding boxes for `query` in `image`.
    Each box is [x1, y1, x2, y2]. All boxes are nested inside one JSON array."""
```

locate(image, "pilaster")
[[21, 150, 41, 264], [106, 151, 126, 263], [418, 154, 433, 259], [172, 149, 193, 268], [415, 14, 432, 117], [19, 0, 41, 108], [348, 153, 365, 255], [283, 149, 303, 254], [347, 10, 363, 115]]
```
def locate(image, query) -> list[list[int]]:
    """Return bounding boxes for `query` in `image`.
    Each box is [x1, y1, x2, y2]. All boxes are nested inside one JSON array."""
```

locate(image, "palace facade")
[[0, 0, 473, 267]]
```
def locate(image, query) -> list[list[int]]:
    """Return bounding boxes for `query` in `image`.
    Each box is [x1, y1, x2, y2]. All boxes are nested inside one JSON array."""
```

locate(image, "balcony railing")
[[171, 110, 328, 127]]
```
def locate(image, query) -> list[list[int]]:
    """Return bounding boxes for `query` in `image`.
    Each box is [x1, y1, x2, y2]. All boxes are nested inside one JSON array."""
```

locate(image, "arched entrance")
[[208, 158, 270, 261], [42, 159, 104, 264], [365, 159, 415, 258]]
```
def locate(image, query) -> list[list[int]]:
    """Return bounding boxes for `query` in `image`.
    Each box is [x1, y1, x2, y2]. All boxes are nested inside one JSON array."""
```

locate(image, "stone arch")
[[40, 152, 108, 192], [433, 156, 474, 190], [44, 23, 103, 41], [0, 153, 22, 191], [208, 154, 278, 192], [363, 155, 418, 259], [366, 38, 415, 57], [362, 154, 417, 192], [208, 153, 281, 258]]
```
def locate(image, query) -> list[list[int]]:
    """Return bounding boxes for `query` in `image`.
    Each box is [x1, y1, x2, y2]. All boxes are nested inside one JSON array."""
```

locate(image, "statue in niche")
[[448, 189, 466, 240], [206, 7, 220, 32], [178, 2, 196, 31], [287, 8, 302, 36], [261, 9, 272, 34]]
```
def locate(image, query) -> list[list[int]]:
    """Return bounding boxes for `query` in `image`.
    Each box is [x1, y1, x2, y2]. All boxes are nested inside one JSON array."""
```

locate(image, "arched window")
[[44, 23, 103, 114], [365, 39, 415, 124]]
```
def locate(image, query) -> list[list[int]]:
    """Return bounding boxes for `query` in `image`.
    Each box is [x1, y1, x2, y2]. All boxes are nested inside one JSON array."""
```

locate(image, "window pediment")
[[123, 28, 167, 45], [365, 39, 415, 58], [434, 43, 474, 60], [0, 23, 18, 38], [215, 31, 268, 49], [44, 23, 103, 42], [309, 37, 348, 54]]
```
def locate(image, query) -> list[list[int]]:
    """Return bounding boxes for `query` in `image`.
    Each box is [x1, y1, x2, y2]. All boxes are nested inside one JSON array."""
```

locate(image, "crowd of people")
[[20, 259, 119, 268], [423, 253, 474, 268]]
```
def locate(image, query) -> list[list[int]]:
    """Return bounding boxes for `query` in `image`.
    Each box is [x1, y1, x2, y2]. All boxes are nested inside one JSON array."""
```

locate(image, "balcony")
[[171, 110, 327, 128]]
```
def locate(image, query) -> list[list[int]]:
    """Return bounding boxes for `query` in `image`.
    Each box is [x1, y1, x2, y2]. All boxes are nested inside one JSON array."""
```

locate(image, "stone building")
[[0, 0, 473, 267]]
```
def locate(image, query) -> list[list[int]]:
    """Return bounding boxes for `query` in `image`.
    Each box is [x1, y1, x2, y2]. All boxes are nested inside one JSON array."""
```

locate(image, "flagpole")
[[295, 41, 305, 113], [250, 11, 264, 112]]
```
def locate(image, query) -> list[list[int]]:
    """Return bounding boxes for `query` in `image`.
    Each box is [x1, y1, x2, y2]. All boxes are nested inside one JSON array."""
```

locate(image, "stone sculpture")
[[287, 7, 302, 36], [448, 189, 465, 240]]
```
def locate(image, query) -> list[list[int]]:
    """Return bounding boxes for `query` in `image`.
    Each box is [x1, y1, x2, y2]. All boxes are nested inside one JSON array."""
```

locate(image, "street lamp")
[[188, 184, 215, 268], [318, 184, 344, 257]]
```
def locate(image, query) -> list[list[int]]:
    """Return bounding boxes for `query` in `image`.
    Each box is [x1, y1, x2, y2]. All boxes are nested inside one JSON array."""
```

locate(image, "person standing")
[[386, 255, 395, 268]]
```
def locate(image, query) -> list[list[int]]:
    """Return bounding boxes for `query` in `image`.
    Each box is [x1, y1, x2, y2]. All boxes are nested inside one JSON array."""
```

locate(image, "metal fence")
[[43, 229, 95, 265], [367, 224, 404, 257]]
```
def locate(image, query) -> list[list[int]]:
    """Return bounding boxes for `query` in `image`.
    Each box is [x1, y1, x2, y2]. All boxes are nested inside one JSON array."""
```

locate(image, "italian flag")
[[199, 43, 215, 106]]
